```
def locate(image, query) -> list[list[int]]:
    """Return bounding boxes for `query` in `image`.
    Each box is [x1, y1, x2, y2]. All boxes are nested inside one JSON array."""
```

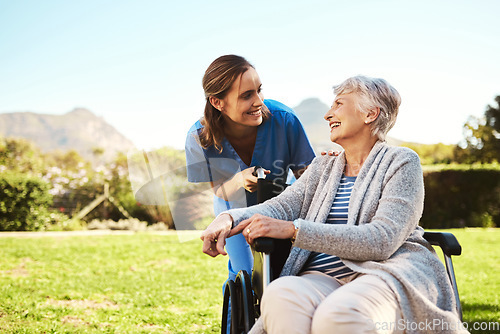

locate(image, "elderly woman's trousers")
[[256, 271, 404, 334]]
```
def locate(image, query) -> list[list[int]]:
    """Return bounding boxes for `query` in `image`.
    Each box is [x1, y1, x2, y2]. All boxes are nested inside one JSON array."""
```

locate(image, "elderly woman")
[[201, 76, 467, 334]]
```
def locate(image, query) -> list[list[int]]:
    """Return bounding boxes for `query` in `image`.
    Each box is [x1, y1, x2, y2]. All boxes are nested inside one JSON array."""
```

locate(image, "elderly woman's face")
[[324, 93, 367, 145]]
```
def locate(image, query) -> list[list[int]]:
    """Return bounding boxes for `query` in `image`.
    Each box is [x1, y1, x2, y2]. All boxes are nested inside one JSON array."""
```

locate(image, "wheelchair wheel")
[[235, 270, 255, 332], [221, 279, 238, 334], [221, 271, 256, 334]]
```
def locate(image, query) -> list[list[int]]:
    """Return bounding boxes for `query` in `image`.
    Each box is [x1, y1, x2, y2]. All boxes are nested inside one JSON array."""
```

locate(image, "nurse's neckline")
[[224, 123, 258, 140], [224, 127, 258, 167]]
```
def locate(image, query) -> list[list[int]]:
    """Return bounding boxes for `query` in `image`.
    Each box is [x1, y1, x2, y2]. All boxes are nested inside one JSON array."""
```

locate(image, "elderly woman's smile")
[[329, 121, 341, 130]]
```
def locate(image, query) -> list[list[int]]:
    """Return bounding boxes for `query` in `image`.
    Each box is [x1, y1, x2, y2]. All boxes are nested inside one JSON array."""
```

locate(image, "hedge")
[[0, 172, 54, 231], [421, 168, 500, 228]]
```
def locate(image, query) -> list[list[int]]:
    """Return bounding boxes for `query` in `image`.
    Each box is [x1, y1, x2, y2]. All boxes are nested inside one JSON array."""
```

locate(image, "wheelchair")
[[221, 171, 463, 334]]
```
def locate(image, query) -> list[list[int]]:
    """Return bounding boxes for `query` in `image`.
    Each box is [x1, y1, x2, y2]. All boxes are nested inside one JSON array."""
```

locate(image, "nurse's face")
[[219, 67, 265, 128]]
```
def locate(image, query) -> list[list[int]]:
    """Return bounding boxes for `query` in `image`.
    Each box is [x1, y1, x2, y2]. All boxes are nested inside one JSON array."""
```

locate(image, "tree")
[[92, 146, 105, 166], [45, 149, 89, 171], [456, 96, 500, 163], [401, 142, 455, 164], [0, 136, 45, 173]]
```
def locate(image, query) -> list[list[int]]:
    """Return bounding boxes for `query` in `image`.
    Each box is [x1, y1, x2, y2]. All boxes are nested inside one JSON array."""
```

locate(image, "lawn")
[[441, 228, 500, 333], [0, 228, 498, 333], [0, 231, 227, 333]]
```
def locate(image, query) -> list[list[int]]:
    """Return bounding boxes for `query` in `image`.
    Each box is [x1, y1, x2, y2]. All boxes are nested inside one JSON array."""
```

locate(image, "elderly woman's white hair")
[[334, 75, 401, 141]]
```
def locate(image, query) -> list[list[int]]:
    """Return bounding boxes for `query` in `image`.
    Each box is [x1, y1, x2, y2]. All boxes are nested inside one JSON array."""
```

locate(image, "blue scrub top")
[[185, 99, 315, 215]]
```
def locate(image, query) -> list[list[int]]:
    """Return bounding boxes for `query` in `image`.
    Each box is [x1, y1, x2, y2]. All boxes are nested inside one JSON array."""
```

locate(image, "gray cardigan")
[[227, 141, 468, 334]]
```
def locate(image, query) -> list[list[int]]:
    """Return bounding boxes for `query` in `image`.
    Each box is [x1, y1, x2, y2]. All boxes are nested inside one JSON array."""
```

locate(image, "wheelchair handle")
[[252, 166, 266, 179], [253, 237, 275, 254]]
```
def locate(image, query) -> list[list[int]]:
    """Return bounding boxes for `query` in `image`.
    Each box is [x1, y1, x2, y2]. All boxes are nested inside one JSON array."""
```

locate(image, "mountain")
[[0, 108, 134, 161], [293, 98, 342, 153], [293, 97, 402, 153]]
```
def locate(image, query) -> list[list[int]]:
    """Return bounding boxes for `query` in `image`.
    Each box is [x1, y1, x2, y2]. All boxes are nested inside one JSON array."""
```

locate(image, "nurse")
[[185, 54, 315, 283]]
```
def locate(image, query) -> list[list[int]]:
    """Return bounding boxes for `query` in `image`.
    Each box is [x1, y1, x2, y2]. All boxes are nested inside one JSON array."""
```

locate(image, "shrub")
[[421, 168, 500, 228], [44, 214, 86, 231], [87, 218, 168, 231], [0, 172, 68, 231]]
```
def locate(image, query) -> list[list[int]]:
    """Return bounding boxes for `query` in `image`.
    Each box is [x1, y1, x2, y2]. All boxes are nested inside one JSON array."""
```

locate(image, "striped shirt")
[[302, 174, 357, 279]]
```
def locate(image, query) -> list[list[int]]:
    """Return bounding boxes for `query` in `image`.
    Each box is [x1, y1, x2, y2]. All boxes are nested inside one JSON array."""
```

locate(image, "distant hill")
[[293, 98, 403, 153], [293, 98, 341, 153], [0, 108, 134, 161]]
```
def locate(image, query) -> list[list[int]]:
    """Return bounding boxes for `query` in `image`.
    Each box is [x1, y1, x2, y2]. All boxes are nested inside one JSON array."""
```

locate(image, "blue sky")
[[1, 0, 499, 150]]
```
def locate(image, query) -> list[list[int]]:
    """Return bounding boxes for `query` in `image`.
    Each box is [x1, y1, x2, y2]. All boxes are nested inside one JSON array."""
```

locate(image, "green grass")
[[0, 232, 227, 333], [0, 229, 498, 333], [436, 228, 500, 333]]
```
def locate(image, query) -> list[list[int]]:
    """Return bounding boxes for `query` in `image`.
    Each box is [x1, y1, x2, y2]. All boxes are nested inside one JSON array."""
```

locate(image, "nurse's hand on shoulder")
[[241, 167, 270, 192], [321, 150, 341, 156]]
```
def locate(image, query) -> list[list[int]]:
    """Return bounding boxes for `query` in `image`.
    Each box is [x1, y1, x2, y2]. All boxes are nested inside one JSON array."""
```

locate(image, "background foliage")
[[0, 171, 67, 231], [421, 167, 500, 228], [453, 95, 500, 164]]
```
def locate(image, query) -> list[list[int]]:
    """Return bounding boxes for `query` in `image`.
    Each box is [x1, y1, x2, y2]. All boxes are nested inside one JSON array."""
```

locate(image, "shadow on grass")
[[462, 302, 500, 334], [463, 302, 499, 313]]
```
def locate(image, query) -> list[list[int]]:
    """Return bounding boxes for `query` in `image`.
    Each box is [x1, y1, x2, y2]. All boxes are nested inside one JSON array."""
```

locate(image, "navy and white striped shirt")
[[303, 174, 357, 279]]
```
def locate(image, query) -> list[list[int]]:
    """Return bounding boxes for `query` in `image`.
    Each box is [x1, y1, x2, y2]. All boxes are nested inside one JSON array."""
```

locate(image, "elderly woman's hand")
[[200, 213, 234, 257], [232, 214, 295, 245]]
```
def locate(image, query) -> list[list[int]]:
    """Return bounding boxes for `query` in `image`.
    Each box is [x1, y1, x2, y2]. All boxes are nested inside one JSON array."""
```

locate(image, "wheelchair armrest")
[[255, 232, 462, 256], [253, 237, 276, 254], [423, 231, 462, 256]]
